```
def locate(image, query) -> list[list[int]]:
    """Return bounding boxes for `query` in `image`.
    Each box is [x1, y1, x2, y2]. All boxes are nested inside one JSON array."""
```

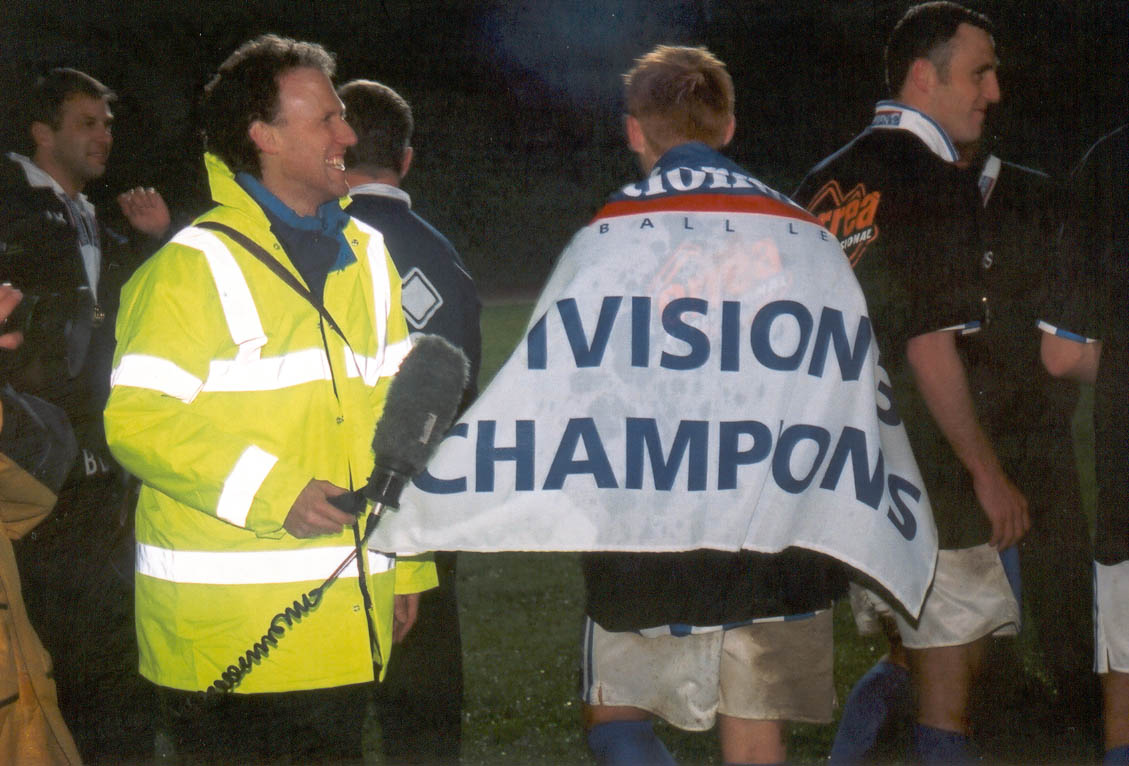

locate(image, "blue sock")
[[587, 720, 676, 766], [913, 723, 974, 765], [1105, 744, 1129, 765], [829, 659, 912, 764], [999, 545, 1022, 608]]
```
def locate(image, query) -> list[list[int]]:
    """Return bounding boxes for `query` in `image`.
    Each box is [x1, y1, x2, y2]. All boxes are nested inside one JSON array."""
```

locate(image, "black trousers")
[[373, 550, 463, 764], [154, 681, 373, 765]]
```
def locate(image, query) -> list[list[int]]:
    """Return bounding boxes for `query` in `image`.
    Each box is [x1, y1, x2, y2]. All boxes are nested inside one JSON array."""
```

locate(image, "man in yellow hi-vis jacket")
[[103, 35, 435, 762]]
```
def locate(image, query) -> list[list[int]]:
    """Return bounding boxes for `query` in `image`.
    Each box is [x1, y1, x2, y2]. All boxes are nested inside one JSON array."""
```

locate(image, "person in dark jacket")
[[1040, 123, 1129, 766], [1, 67, 169, 761], [795, 4, 1028, 763], [341, 78, 481, 765]]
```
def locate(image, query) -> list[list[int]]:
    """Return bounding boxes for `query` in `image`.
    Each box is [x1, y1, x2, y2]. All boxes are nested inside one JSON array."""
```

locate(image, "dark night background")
[[2, 0, 1127, 293]]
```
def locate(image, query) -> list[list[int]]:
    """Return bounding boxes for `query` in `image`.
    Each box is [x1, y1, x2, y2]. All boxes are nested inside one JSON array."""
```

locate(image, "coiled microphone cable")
[[207, 336, 469, 694]]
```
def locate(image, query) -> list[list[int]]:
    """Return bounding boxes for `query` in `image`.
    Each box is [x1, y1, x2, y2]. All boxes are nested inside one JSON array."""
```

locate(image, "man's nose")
[[337, 118, 357, 147], [983, 72, 1001, 104]]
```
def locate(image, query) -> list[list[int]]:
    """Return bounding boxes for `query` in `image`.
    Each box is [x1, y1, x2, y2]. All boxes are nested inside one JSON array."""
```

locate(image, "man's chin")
[[952, 126, 983, 147]]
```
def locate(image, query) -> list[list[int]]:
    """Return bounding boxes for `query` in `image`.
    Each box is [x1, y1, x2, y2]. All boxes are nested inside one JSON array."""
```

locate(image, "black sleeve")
[[898, 166, 985, 340], [1043, 134, 1119, 342]]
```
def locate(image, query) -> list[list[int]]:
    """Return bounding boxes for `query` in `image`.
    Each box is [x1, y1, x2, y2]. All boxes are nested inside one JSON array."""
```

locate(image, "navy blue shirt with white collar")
[[347, 182, 481, 411]]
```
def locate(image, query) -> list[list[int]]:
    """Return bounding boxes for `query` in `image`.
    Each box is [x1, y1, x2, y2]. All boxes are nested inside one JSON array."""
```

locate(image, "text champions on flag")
[[415, 294, 921, 543], [377, 143, 937, 616]]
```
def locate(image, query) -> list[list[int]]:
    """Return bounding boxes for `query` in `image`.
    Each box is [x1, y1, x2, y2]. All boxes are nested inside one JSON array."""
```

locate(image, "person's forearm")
[[906, 329, 1029, 548], [905, 330, 1000, 480]]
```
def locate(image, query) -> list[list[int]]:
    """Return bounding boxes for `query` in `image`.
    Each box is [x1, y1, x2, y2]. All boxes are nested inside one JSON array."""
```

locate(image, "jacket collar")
[[202, 153, 352, 230], [6, 151, 96, 216], [347, 182, 411, 208], [204, 153, 273, 231], [869, 101, 959, 163]]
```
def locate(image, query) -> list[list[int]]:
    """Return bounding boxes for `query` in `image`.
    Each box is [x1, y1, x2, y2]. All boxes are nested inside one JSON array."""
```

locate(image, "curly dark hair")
[[201, 34, 336, 176]]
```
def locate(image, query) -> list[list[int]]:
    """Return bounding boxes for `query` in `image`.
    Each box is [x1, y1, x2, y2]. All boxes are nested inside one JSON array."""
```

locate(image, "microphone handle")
[[328, 466, 411, 515], [361, 471, 408, 508], [329, 489, 366, 515], [319, 500, 393, 591]]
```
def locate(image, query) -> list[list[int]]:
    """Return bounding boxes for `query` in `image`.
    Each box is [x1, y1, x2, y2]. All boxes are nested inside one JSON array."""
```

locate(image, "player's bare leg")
[[717, 714, 784, 764], [908, 638, 986, 733], [1103, 670, 1129, 754], [583, 703, 651, 727], [906, 637, 987, 763]]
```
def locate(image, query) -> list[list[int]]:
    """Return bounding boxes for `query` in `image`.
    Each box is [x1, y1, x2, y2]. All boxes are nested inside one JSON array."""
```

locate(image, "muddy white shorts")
[[579, 610, 834, 730]]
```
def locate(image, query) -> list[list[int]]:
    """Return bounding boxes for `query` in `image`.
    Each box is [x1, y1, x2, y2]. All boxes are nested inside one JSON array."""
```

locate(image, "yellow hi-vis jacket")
[[104, 154, 436, 693]]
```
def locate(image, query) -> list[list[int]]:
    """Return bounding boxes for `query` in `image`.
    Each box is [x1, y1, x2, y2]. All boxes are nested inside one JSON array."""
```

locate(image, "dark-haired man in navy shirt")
[[341, 78, 481, 766]]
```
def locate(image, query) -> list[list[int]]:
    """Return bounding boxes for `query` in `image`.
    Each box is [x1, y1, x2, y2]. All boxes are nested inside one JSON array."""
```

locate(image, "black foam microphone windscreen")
[[373, 334, 469, 475], [335, 334, 469, 512]]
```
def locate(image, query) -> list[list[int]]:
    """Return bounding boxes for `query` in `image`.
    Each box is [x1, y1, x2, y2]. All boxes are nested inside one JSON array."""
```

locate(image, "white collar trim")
[[870, 101, 959, 163], [348, 182, 412, 208], [6, 152, 95, 214]]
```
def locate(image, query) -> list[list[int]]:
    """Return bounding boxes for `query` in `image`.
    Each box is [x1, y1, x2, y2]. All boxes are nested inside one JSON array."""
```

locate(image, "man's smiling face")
[[255, 66, 357, 216]]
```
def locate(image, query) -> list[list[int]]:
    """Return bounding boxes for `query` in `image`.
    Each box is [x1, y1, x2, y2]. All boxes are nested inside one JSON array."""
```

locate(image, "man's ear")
[[625, 115, 647, 155], [399, 145, 414, 180], [722, 115, 736, 148], [29, 121, 54, 153], [907, 57, 938, 97], [247, 119, 278, 155]]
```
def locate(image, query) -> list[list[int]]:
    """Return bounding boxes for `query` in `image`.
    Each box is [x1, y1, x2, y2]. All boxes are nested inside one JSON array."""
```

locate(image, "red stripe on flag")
[[593, 194, 820, 226]]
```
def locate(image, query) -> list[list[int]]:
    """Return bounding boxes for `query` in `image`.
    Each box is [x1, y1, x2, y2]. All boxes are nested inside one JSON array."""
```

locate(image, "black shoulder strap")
[[195, 220, 349, 343]]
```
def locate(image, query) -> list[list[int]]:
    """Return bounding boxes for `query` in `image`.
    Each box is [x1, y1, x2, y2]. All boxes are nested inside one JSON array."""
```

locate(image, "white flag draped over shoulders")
[[372, 143, 938, 615]]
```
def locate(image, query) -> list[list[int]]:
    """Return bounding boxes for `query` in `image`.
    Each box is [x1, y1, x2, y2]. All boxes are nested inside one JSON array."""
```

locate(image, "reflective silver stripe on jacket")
[[353, 220, 408, 384], [137, 541, 395, 584], [111, 353, 204, 403], [175, 226, 268, 361], [216, 445, 278, 526]]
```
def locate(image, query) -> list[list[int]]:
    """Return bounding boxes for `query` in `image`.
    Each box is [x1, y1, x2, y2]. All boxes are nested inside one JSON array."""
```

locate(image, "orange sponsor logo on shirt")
[[805, 180, 881, 267]]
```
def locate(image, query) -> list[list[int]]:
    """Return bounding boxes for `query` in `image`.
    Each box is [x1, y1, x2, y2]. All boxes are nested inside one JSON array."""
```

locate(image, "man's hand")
[[283, 479, 356, 538], [392, 593, 420, 643], [117, 187, 171, 238], [0, 284, 23, 350], [905, 330, 1031, 549], [971, 467, 1030, 550]]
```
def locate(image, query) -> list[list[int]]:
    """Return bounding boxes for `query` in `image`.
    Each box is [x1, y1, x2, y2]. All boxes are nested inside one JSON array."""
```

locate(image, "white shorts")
[[847, 582, 897, 637], [893, 544, 1019, 649], [579, 611, 834, 731], [1094, 560, 1129, 674]]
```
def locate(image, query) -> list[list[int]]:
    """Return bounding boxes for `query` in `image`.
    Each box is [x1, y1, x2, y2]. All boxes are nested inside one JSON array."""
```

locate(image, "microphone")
[[332, 334, 469, 514], [211, 337, 467, 694]]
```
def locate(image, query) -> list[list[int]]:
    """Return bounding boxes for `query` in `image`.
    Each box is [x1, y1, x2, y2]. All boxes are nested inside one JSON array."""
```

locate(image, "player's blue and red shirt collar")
[[610, 141, 795, 206], [597, 141, 815, 224]]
